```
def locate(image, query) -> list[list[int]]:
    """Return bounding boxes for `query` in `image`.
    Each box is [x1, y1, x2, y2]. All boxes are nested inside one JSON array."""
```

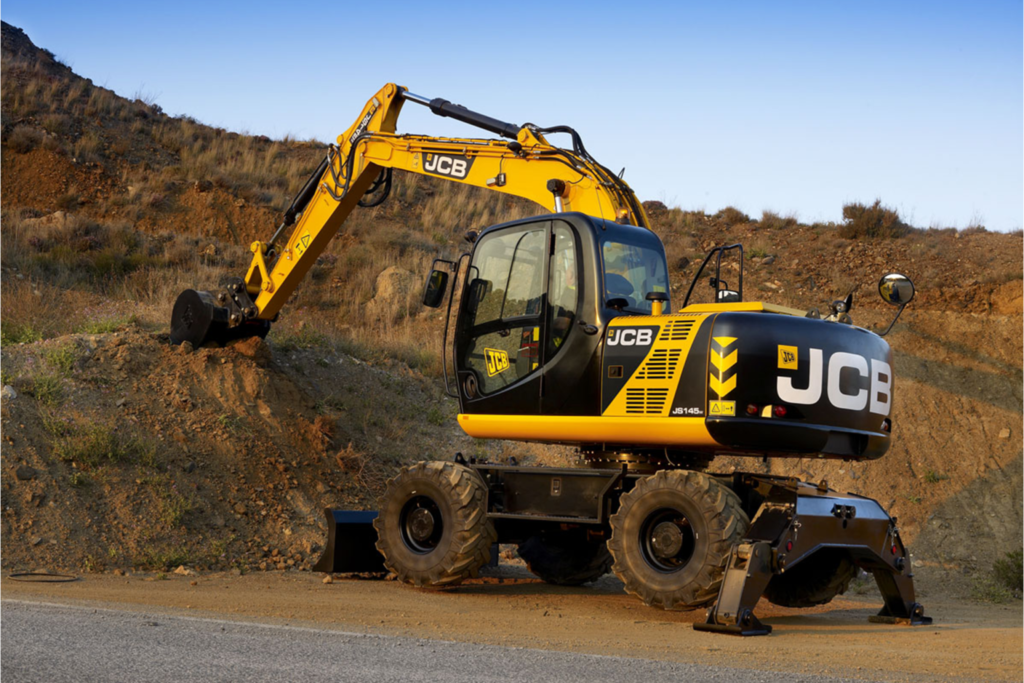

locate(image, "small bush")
[[45, 344, 78, 377], [760, 211, 798, 230], [7, 125, 44, 153], [77, 315, 138, 335], [42, 114, 70, 136], [1, 322, 43, 346], [972, 577, 1013, 603], [840, 200, 910, 239], [718, 206, 750, 226], [29, 375, 64, 407], [53, 424, 154, 468], [134, 546, 191, 570], [994, 549, 1023, 597], [923, 469, 949, 484]]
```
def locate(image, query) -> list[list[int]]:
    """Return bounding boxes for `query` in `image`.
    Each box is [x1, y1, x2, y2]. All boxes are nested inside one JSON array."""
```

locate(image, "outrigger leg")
[[695, 475, 932, 636]]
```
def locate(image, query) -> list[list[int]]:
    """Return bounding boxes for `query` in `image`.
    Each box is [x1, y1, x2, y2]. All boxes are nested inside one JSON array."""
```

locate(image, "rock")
[[116, 398, 127, 408], [231, 568, 242, 576], [113, 568, 126, 576], [761, 255, 776, 266], [173, 565, 194, 576], [322, 575, 333, 584], [15, 465, 37, 481], [23, 211, 67, 229], [233, 503, 247, 515], [30, 536, 42, 546], [998, 428, 1011, 440], [675, 256, 690, 271], [369, 266, 418, 319], [178, 341, 194, 355], [183, 461, 196, 474], [1, 385, 17, 400]]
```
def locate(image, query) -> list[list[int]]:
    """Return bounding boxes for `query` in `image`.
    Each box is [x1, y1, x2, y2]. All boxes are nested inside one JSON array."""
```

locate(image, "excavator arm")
[[170, 83, 649, 346]]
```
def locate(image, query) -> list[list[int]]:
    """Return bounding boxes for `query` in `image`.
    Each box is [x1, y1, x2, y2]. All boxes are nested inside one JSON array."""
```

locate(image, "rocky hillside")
[[1, 22, 1021, 599]]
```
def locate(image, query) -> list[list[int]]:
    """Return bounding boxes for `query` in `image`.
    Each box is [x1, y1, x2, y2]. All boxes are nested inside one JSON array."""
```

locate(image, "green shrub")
[[971, 577, 1013, 603], [994, 549, 1023, 597], [45, 344, 78, 376], [29, 375, 64, 407], [1, 322, 43, 346], [840, 200, 910, 239], [77, 314, 138, 335], [53, 424, 154, 468]]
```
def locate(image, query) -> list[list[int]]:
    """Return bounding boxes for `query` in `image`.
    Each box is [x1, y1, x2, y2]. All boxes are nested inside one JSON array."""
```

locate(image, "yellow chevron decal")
[[710, 348, 738, 372], [713, 336, 737, 349], [709, 373, 737, 397]]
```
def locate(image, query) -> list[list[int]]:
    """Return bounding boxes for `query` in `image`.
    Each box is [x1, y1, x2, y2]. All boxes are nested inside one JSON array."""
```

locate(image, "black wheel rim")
[[639, 507, 695, 573], [400, 495, 444, 554]]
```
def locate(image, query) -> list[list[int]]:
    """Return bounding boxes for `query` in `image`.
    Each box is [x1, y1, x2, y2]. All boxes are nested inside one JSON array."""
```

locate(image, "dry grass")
[[840, 200, 910, 239], [759, 210, 799, 230]]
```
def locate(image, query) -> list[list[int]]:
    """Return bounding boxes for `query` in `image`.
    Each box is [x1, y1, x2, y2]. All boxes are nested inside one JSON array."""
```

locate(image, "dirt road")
[[2, 571, 1019, 682]]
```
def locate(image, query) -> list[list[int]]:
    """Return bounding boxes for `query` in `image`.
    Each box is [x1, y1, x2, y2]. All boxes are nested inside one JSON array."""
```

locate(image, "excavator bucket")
[[312, 509, 386, 574], [170, 288, 269, 347]]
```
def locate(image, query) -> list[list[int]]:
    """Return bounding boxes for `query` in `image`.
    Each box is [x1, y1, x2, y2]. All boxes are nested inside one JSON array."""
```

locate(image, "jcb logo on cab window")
[[484, 348, 510, 376], [607, 328, 655, 347], [423, 153, 474, 179]]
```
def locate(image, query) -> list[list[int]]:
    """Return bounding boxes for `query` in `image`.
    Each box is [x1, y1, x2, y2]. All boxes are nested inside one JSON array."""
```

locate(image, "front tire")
[[517, 528, 612, 586], [608, 470, 749, 610], [374, 461, 496, 587]]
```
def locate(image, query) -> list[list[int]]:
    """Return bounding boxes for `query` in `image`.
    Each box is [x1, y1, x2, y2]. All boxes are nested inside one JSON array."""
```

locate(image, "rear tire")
[[608, 470, 749, 610], [374, 461, 496, 587], [517, 529, 612, 586], [764, 548, 857, 607]]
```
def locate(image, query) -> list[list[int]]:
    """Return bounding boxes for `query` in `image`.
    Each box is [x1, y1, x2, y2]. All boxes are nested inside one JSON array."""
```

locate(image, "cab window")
[[548, 224, 577, 356], [462, 226, 547, 395], [601, 240, 668, 314]]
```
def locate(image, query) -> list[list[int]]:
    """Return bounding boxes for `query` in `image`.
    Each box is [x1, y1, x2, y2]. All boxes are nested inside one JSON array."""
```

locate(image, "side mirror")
[[716, 290, 740, 303], [878, 273, 915, 306], [422, 269, 449, 308], [876, 273, 915, 336]]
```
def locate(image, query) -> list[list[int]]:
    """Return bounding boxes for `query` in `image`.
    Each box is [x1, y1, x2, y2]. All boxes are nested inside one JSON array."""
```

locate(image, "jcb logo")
[[484, 348, 510, 377], [607, 328, 654, 347], [423, 153, 473, 179], [777, 349, 892, 416]]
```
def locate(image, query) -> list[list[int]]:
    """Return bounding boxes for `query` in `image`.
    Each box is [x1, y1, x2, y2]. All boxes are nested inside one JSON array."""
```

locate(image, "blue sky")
[[4, 1, 1022, 231]]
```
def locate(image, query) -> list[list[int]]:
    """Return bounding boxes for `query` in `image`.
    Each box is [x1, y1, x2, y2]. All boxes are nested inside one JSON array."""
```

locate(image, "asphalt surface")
[[1, 599, 878, 683]]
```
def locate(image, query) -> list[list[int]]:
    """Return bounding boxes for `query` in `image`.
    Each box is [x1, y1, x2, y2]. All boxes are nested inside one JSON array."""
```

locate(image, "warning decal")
[[709, 400, 736, 416]]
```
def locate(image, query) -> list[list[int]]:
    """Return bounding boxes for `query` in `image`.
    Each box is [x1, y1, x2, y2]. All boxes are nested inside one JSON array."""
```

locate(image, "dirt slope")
[[1, 22, 1021, 602]]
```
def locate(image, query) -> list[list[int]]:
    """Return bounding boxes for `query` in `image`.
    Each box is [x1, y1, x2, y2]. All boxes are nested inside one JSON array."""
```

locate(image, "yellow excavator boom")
[[243, 83, 648, 319]]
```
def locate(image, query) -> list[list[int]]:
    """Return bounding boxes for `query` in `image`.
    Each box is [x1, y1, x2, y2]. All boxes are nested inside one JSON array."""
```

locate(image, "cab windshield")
[[601, 239, 669, 314]]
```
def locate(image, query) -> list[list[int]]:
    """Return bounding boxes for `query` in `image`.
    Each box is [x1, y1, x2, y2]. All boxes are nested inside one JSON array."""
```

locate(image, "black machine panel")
[[705, 313, 894, 460]]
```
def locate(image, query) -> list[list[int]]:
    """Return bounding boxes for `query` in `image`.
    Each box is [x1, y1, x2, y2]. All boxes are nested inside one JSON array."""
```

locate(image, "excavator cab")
[[426, 213, 669, 417]]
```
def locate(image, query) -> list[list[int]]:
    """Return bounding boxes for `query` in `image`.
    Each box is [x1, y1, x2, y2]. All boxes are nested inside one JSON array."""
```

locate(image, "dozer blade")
[[170, 288, 269, 347], [313, 509, 386, 574]]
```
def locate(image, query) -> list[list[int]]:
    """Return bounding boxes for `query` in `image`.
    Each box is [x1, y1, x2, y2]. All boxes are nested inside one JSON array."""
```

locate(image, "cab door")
[[456, 220, 550, 415]]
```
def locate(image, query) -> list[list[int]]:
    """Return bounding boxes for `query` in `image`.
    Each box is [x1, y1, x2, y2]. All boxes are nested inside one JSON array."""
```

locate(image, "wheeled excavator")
[[171, 83, 930, 635]]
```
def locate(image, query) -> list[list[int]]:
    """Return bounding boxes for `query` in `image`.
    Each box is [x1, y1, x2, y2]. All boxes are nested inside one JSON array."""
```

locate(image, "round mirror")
[[878, 273, 915, 306]]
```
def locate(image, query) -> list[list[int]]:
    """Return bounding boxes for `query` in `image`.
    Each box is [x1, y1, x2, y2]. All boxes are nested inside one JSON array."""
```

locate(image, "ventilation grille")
[[660, 320, 695, 342], [635, 349, 683, 380], [625, 388, 670, 414]]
